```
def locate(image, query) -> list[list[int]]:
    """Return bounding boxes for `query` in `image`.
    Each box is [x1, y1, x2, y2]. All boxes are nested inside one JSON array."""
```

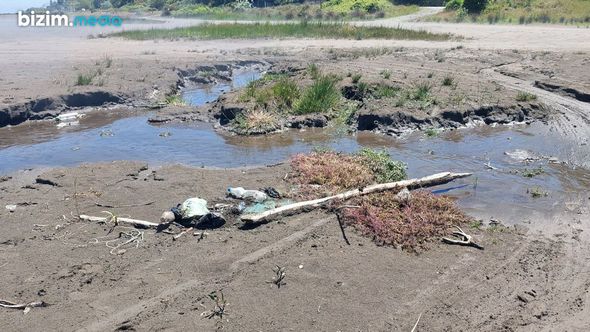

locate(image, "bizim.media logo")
[[17, 11, 123, 27]]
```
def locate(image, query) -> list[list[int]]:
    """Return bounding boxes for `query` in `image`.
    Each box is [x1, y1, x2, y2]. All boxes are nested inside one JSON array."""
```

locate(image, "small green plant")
[[356, 148, 407, 183], [351, 73, 362, 83], [165, 94, 186, 106], [76, 73, 94, 86], [527, 187, 548, 198], [240, 79, 263, 101], [425, 128, 439, 137], [103, 55, 113, 68], [308, 63, 320, 79], [295, 75, 341, 114], [333, 101, 358, 126], [380, 69, 391, 79], [412, 82, 432, 101], [442, 75, 455, 86], [373, 84, 399, 99], [521, 167, 545, 178], [469, 219, 483, 230], [202, 290, 227, 320], [516, 91, 537, 102]]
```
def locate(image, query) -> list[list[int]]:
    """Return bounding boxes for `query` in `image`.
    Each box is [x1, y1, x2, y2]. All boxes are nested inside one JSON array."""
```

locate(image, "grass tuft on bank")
[[111, 22, 453, 41]]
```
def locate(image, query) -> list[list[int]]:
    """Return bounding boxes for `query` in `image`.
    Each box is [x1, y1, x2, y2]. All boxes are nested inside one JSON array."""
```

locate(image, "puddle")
[[1, 70, 589, 228], [181, 69, 263, 106]]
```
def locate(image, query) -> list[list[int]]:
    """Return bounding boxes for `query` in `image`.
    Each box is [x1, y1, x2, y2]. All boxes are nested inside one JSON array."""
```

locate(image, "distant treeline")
[[43, 0, 444, 11]]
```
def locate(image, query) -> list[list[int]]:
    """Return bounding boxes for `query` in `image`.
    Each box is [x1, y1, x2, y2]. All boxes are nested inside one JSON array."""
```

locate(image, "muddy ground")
[[0, 161, 588, 331]]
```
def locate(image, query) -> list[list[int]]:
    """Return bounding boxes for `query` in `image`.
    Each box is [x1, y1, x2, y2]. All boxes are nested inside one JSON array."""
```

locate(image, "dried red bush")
[[342, 191, 471, 251]]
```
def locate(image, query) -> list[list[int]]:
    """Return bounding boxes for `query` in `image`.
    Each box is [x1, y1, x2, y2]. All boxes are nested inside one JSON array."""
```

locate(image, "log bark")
[[241, 172, 472, 223], [79, 214, 159, 228]]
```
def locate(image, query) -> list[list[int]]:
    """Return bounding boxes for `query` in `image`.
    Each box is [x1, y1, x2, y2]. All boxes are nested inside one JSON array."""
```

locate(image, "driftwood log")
[[241, 172, 472, 223], [79, 214, 159, 228]]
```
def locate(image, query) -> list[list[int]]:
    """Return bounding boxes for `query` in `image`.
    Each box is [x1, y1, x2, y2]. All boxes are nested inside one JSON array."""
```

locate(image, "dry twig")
[[0, 299, 46, 314], [442, 226, 484, 250]]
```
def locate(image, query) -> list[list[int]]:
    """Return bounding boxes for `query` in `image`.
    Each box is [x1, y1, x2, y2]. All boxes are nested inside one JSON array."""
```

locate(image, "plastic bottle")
[[227, 187, 268, 202]]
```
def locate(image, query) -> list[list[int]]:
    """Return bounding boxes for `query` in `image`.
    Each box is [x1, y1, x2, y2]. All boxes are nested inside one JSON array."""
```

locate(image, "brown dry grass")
[[289, 151, 374, 195]]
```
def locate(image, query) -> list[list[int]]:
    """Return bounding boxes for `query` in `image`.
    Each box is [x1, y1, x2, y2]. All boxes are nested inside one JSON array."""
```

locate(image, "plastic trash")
[[180, 198, 210, 219], [262, 187, 281, 199], [5, 204, 17, 212], [243, 199, 294, 214], [227, 187, 268, 202]]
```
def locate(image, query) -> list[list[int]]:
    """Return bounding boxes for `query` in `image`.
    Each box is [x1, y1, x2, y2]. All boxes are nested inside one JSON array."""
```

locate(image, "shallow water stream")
[[1, 71, 588, 227]]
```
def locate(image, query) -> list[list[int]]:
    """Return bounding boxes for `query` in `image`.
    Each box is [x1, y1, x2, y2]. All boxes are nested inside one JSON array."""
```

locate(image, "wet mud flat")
[[0, 160, 588, 331], [1, 45, 590, 331]]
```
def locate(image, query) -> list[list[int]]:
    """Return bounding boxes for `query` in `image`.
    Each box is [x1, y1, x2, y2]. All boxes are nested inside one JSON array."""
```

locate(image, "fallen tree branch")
[[79, 214, 159, 229], [241, 172, 472, 223]]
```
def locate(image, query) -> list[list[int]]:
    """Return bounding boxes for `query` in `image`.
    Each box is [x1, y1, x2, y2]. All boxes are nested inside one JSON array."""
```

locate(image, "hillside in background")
[[431, 0, 590, 24]]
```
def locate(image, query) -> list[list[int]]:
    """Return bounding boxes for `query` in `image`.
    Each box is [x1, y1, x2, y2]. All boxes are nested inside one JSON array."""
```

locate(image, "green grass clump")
[[111, 22, 453, 41], [165, 94, 186, 106], [76, 73, 94, 86], [272, 77, 300, 109], [425, 128, 439, 137], [357, 148, 407, 183], [412, 82, 432, 101], [351, 73, 362, 83], [308, 63, 320, 79], [373, 84, 399, 99], [442, 75, 455, 86], [380, 70, 392, 79], [516, 91, 538, 102], [521, 167, 545, 178], [295, 75, 341, 115], [527, 186, 548, 198]]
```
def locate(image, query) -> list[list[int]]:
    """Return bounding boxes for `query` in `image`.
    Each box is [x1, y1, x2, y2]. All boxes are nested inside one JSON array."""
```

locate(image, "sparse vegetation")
[[380, 70, 392, 79], [165, 94, 186, 106], [521, 167, 545, 178], [373, 84, 399, 99], [351, 73, 362, 84], [425, 128, 439, 137], [516, 91, 538, 102], [76, 73, 95, 86], [442, 75, 455, 86], [527, 187, 549, 198], [112, 22, 454, 41]]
